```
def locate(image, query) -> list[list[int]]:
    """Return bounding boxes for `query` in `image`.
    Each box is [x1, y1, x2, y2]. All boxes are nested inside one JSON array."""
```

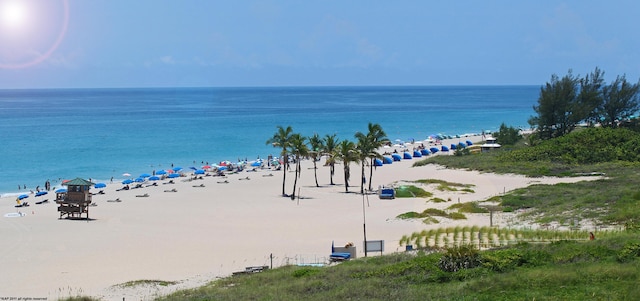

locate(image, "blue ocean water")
[[0, 86, 538, 196]]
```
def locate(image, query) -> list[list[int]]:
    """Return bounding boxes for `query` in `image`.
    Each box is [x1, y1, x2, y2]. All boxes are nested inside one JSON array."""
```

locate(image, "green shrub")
[[437, 244, 481, 272], [617, 242, 640, 262]]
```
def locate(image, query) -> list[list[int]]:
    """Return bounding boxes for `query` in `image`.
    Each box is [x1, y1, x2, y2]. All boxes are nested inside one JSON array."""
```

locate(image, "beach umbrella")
[[155, 170, 167, 175], [172, 167, 183, 172], [383, 156, 393, 164], [202, 165, 211, 170], [18, 194, 29, 200], [250, 161, 261, 167], [189, 167, 198, 171], [122, 173, 131, 177], [218, 166, 228, 171], [403, 152, 412, 160], [35, 191, 48, 197], [458, 142, 466, 149], [420, 149, 430, 156], [139, 173, 151, 178], [55, 188, 67, 193], [94, 183, 107, 189], [134, 177, 145, 183], [194, 169, 205, 175], [391, 154, 402, 161], [429, 147, 439, 153], [122, 179, 134, 184], [450, 144, 457, 150], [168, 173, 180, 178], [149, 176, 160, 181], [466, 140, 473, 146], [374, 159, 383, 166], [441, 146, 450, 152]]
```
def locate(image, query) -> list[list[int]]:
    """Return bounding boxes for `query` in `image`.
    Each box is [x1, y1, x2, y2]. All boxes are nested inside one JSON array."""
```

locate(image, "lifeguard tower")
[[56, 177, 93, 219]]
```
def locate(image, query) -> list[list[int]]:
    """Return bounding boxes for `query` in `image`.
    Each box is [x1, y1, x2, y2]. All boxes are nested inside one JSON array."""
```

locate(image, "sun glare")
[[1, 1, 28, 28]]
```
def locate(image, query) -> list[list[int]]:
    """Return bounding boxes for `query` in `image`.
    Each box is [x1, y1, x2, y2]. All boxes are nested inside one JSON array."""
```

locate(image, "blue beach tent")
[[392, 154, 402, 161], [450, 144, 457, 150], [413, 150, 422, 158], [420, 149, 430, 156], [441, 146, 450, 152], [430, 147, 439, 154], [383, 156, 393, 164], [466, 140, 473, 146], [403, 152, 412, 159]]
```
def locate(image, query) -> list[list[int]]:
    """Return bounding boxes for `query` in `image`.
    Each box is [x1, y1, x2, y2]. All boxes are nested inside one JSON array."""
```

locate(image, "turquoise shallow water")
[[0, 86, 538, 195]]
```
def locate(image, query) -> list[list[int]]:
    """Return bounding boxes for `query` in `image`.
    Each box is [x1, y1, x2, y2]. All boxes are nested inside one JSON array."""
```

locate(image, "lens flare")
[[0, 0, 69, 69]]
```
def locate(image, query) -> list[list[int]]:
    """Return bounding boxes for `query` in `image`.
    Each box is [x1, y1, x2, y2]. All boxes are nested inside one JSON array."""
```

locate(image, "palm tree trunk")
[[281, 154, 288, 196], [313, 158, 319, 187], [291, 158, 299, 200], [343, 166, 349, 192], [368, 158, 374, 191], [360, 161, 365, 194], [330, 163, 335, 185]]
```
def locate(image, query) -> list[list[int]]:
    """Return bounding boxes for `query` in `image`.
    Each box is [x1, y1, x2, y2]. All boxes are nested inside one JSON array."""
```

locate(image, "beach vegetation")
[[529, 67, 640, 140], [414, 178, 474, 192], [289, 133, 309, 200], [394, 185, 432, 198], [307, 133, 324, 187], [322, 134, 339, 185], [493, 122, 522, 145], [355, 123, 387, 194], [156, 233, 640, 301], [266, 125, 294, 196], [334, 140, 357, 192], [448, 202, 489, 213]]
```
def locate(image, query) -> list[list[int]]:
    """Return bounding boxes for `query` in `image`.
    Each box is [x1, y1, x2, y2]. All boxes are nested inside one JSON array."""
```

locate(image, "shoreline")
[[0, 134, 599, 301]]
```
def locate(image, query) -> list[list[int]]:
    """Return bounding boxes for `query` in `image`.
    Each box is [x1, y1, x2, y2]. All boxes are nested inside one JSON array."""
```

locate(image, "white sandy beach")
[[0, 136, 601, 300]]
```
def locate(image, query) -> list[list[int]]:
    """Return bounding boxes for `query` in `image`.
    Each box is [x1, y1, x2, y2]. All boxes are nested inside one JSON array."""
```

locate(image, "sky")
[[0, 0, 639, 89]]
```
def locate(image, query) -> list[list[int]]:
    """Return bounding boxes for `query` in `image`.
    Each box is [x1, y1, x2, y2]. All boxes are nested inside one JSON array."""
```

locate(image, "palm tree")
[[334, 139, 356, 192], [364, 123, 388, 191], [308, 133, 324, 187], [323, 134, 339, 185], [289, 133, 308, 199], [355, 132, 376, 194], [266, 125, 292, 196]]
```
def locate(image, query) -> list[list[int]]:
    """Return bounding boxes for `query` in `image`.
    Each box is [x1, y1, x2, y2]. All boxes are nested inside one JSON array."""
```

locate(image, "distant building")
[[480, 136, 501, 152]]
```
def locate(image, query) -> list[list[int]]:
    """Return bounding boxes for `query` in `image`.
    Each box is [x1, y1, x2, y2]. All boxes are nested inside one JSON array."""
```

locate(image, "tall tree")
[[289, 133, 309, 199], [364, 123, 387, 191], [529, 70, 580, 139], [334, 140, 356, 193], [266, 125, 292, 196], [323, 134, 339, 186], [600, 75, 640, 128], [354, 132, 373, 194], [577, 67, 605, 126], [308, 133, 324, 187]]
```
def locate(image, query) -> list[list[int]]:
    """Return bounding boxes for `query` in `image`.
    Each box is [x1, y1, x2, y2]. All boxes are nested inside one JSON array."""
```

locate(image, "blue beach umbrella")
[[155, 170, 167, 175], [122, 179, 134, 184], [194, 169, 205, 175], [172, 167, 183, 172], [374, 159, 383, 166], [149, 176, 160, 181], [168, 173, 180, 178], [383, 156, 393, 164], [413, 151, 422, 158], [139, 173, 151, 178], [441, 146, 450, 152], [134, 177, 145, 183], [251, 161, 261, 167], [391, 154, 402, 161], [450, 144, 457, 150], [35, 191, 48, 197], [466, 140, 473, 146], [420, 149, 430, 156], [94, 183, 107, 189], [189, 167, 198, 171], [217, 166, 228, 171], [18, 194, 29, 200], [55, 188, 67, 193], [403, 152, 412, 159], [429, 147, 439, 153]]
